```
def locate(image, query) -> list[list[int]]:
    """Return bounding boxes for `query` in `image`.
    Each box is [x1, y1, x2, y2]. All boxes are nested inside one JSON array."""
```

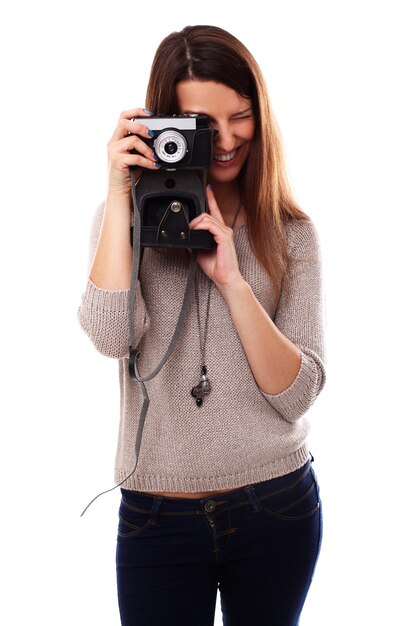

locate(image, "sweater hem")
[[113, 444, 310, 493]]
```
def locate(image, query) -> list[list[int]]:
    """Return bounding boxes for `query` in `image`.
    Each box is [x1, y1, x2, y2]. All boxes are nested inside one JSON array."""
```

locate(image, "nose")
[[213, 121, 235, 153]]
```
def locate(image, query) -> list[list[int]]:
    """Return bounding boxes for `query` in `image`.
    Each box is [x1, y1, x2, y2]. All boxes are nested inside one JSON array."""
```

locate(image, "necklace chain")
[[195, 273, 212, 365], [191, 200, 243, 406]]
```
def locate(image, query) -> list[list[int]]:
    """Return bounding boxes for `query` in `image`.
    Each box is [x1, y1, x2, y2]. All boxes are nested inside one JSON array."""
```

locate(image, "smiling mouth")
[[213, 148, 238, 162]]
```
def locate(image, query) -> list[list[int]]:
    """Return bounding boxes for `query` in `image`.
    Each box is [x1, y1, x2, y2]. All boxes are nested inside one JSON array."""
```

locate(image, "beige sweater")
[[77, 201, 326, 492]]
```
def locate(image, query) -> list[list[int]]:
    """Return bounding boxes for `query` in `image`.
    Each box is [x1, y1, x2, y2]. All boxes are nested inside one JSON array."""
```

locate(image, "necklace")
[[191, 200, 243, 407]]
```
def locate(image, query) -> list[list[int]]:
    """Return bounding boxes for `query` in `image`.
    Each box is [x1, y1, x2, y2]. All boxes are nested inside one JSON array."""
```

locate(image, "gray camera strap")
[[80, 170, 198, 516]]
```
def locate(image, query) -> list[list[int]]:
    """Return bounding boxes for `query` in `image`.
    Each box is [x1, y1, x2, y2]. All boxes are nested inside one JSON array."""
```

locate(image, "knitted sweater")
[[77, 201, 326, 492]]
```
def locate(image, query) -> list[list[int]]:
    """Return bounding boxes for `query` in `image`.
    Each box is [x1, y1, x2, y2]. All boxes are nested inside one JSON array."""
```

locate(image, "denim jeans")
[[116, 456, 323, 626]]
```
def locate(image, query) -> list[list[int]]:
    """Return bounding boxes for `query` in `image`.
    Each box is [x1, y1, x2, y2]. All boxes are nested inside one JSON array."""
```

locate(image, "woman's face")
[[176, 80, 255, 185]]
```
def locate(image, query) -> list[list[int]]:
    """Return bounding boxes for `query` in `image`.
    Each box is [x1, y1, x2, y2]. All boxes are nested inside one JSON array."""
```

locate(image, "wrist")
[[218, 276, 250, 304], [106, 187, 131, 201], [105, 191, 132, 213]]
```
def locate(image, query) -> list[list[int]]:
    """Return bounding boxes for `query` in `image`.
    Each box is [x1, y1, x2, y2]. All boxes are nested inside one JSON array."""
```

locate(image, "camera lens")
[[154, 130, 187, 163], [164, 142, 178, 155]]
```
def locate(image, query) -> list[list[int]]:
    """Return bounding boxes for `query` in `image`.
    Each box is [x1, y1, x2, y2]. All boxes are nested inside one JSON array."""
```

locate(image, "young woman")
[[78, 24, 326, 626]]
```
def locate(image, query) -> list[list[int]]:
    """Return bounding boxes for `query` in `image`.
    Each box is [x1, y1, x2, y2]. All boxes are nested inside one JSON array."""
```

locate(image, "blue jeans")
[[116, 456, 323, 626]]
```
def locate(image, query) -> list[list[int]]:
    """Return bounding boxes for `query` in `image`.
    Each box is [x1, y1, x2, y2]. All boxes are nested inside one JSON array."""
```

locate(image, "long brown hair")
[[145, 25, 310, 297]]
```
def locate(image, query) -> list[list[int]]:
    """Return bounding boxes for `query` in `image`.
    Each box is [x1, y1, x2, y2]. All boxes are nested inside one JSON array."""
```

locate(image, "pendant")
[[191, 365, 212, 407]]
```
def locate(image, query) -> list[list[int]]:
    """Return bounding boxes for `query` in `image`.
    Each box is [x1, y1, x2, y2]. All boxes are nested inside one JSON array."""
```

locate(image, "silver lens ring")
[[154, 130, 187, 163]]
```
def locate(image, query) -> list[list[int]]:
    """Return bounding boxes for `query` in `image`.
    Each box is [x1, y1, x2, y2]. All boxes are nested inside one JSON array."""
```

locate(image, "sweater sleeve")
[[259, 219, 326, 422], [77, 201, 150, 359]]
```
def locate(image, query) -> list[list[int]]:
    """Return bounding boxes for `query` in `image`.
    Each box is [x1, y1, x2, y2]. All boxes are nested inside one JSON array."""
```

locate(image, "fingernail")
[[154, 161, 162, 168], [207, 183, 213, 189], [144, 109, 154, 115], [147, 129, 155, 137]]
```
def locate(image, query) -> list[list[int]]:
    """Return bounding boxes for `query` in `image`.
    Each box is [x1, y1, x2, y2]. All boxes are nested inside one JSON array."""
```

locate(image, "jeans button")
[[204, 500, 216, 512]]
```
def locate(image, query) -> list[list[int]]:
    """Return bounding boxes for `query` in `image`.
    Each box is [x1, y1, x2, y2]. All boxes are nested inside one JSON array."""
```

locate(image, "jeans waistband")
[[120, 458, 313, 515]]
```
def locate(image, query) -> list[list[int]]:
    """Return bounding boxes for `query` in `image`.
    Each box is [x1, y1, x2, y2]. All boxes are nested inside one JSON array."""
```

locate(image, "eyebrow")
[[183, 106, 253, 118]]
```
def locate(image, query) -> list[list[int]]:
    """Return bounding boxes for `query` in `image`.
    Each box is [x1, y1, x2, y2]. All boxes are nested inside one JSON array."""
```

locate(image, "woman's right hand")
[[107, 107, 161, 197]]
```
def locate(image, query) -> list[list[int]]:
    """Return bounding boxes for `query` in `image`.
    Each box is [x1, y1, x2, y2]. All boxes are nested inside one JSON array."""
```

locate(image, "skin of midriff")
[[145, 487, 243, 499]]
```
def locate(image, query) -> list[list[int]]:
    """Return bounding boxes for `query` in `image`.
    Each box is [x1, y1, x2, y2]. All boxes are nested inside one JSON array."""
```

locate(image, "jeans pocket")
[[117, 496, 153, 538], [258, 466, 320, 522]]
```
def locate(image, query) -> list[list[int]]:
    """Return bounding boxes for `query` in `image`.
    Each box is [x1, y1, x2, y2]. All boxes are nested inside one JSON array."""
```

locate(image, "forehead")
[[176, 80, 251, 116]]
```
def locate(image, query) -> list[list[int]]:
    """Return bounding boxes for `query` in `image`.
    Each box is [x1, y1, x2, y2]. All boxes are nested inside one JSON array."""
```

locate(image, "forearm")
[[89, 193, 133, 290], [220, 279, 302, 395]]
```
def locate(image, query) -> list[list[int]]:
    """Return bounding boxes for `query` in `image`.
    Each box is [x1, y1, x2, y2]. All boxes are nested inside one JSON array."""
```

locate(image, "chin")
[[207, 169, 240, 184]]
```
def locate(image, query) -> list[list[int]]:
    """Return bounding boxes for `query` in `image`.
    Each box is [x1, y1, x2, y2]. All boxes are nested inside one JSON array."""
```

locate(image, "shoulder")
[[284, 218, 322, 260]]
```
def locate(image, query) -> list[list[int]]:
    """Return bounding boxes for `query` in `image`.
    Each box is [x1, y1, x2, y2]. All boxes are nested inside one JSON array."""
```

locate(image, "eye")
[[231, 112, 254, 122]]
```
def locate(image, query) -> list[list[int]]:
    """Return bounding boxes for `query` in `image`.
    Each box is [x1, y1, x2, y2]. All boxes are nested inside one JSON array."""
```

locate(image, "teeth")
[[214, 149, 237, 162]]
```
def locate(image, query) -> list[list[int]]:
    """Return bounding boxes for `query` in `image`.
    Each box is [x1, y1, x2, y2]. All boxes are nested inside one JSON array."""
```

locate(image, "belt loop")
[[244, 486, 262, 512], [148, 495, 163, 526]]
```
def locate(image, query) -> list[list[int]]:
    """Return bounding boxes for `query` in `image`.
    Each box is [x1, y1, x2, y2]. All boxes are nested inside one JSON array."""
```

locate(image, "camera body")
[[129, 114, 216, 250], [130, 114, 217, 169]]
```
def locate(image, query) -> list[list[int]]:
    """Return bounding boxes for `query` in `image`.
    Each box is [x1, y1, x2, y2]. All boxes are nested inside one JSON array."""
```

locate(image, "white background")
[[1, 1, 416, 624]]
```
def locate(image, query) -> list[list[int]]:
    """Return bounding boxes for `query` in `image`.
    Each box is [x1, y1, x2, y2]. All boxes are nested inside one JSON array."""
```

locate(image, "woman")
[[78, 24, 326, 626]]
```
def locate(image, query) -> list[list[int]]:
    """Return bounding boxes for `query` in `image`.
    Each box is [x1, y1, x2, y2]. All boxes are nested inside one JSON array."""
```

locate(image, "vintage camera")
[[129, 114, 217, 170], [129, 114, 217, 250]]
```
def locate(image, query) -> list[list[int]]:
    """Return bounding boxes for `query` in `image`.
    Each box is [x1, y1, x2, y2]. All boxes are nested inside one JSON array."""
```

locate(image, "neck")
[[208, 180, 242, 225]]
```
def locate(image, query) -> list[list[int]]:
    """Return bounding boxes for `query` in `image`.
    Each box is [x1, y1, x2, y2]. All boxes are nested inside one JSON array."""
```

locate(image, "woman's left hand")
[[188, 185, 244, 292]]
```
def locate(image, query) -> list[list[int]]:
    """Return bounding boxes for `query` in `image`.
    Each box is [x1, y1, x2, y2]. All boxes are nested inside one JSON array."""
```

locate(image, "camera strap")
[[80, 169, 198, 516]]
